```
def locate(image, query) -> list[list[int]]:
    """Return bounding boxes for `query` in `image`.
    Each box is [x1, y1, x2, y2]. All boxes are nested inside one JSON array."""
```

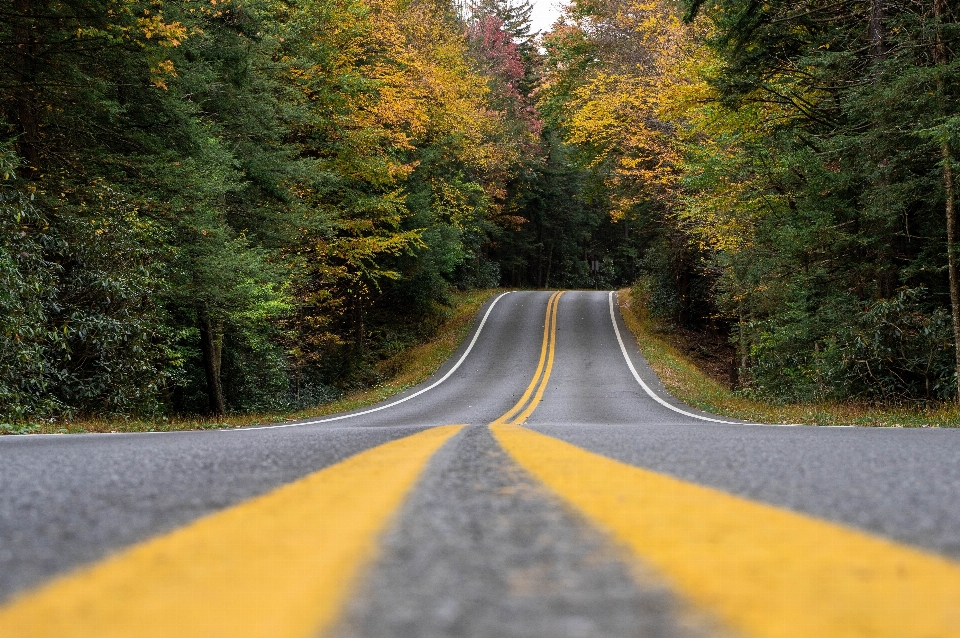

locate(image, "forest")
[[1, 0, 958, 423]]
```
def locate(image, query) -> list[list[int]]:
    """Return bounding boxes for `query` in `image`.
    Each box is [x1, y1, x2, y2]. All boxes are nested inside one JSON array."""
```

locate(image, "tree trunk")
[[536, 220, 543, 288], [934, 0, 960, 400], [869, 0, 884, 58], [199, 309, 226, 417], [12, 0, 40, 176], [944, 147, 960, 401], [354, 298, 364, 353], [737, 309, 748, 388], [676, 260, 690, 325], [544, 241, 553, 289], [728, 348, 739, 390]]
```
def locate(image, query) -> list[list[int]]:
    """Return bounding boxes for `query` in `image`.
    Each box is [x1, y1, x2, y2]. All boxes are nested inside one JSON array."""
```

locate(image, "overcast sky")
[[530, 0, 564, 35]]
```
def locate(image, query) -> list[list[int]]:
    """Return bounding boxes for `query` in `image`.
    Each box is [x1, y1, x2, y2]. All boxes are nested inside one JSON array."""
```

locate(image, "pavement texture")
[[0, 425, 429, 599], [332, 426, 721, 638], [1, 290, 958, 636]]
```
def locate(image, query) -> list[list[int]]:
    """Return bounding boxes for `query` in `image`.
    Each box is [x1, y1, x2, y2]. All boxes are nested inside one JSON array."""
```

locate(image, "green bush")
[[820, 288, 954, 403], [746, 288, 954, 404]]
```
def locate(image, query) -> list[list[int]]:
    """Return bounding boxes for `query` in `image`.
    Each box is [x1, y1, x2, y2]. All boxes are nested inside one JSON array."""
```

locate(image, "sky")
[[529, 0, 564, 35]]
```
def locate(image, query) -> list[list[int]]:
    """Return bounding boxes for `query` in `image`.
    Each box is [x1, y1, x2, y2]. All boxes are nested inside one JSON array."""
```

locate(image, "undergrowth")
[[618, 288, 960, 428], [7, 289, 500, 435]]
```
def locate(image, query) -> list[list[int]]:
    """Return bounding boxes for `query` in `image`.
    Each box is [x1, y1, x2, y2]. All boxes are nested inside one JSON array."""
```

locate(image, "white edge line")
[[608, 291, 776, 426], [235, 291, 513, 431]]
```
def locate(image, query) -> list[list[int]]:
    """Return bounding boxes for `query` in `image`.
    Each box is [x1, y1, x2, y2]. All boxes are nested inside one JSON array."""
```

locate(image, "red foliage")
[[467, 15, 542, 137], [470, 15, 525, 88]]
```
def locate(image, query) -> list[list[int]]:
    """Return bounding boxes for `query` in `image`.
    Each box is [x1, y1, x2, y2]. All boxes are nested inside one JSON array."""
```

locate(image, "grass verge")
[[5, 289, 500, 435], [618, 287, 960, 427]]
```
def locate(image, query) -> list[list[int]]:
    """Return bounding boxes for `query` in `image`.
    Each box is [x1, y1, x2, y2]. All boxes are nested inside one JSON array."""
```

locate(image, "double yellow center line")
[[491, 291, 563, 426]]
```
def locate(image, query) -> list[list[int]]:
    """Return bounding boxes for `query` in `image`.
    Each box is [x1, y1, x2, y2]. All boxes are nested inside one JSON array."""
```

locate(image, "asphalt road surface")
[[2, 290, 959, 638]]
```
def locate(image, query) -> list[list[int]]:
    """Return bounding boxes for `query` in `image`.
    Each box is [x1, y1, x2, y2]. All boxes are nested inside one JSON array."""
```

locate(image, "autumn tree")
[[0, 0, 527, 421]]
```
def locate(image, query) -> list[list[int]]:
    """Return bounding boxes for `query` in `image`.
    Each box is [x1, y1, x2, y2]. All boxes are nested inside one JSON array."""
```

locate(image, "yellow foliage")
[[137, 15, 187, 46], [544, 0, 805, 249], [149, 59, 177, 90], [543, 0, 688, 221]]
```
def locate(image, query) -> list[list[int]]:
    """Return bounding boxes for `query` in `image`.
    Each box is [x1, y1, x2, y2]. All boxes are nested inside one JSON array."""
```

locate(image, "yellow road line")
[[492, 291, 563, 426], [0, 425, 464, 638], [492, 291, 558, 425], [509, 290, 562, 425], [491, 423, 960, 638]]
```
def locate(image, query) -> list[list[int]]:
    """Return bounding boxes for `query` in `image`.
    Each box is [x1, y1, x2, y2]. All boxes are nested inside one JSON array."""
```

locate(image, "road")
[[1, 290, 960, 638]]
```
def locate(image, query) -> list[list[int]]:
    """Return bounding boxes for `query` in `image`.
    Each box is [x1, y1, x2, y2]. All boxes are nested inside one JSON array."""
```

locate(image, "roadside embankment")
[[2, 289, 500, 435], [618, 288, 960, 427]]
